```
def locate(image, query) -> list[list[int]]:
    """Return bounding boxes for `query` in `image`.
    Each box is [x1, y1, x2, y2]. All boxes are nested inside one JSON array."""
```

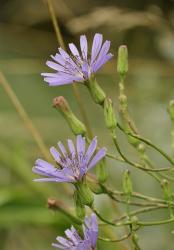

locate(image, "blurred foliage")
[[0, 0, 174, 250]]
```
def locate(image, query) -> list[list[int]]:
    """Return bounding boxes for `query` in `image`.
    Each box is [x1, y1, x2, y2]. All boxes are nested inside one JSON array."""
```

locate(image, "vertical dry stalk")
[[0, 71, 51, 161]]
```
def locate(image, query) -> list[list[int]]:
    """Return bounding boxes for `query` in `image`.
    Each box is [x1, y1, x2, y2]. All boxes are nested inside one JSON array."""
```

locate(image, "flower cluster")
[[52, 214, 98, 250], [41, 33, 113, 86], [33, 135, 106, 183]]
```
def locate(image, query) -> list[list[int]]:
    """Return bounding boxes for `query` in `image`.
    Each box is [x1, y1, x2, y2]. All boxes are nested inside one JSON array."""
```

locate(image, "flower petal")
[[33, 177, 72, 182], [46, 60, 65, 72], [85, 136, 97, 164], [84, 214, 98, 248], [69, 43, 81, 58], [88, 148, 107, 169], [68, 139, 76, 158], [42, 75, 82, 86], [76, 135, 86, 159], [92, 40, 111, 72], [33, 159, 61, 177], [80, 35, 88, 60], [50, 146, 61, 162], [93, 53, 113, 72], [91, 33, 103, 64]]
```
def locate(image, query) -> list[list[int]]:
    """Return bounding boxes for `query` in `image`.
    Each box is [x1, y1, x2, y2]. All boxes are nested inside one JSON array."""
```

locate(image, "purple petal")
[[65, 226, 81, 244], [91, 33, 103, 64], [85, 137, 97, 164], [51, 53, 66, 67], [56, 236, 72, 247], [92, 40, 111, 72], [84, 214, 98, 248], [33, 159, 60, 177], [80, 35, 88, 60], [93, 53, 113, 72], [69, 43, 81, 59], [57, 141, 68, 157], [81, 61, 89, 79], [52, 243, 65, 249], [57, 141, 74, 168], [58, 47, 80, 71], [67, 139, 76, 158], [76, 135, 86, 159], [88, 148, 106, 170], [33, 177, 72, 182], [33, 159, 75, 182], [42, 75, 82, 86], [46, 60, 65, 72], [50, 146, 61, 162]]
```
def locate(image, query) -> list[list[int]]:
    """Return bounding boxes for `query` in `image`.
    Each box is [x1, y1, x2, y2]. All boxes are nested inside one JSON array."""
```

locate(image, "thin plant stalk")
[[0, 71, 51, 162]]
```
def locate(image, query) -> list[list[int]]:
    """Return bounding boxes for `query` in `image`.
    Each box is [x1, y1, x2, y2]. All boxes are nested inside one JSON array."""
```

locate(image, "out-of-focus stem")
[[0, 71, 51, 162], [172, 124, 174, 155], [48, 198, 82, 225], [98, 231, 131, 242], [45, 0, 66, 50], [118, 123, 174, 168], [44, 0, 93, 138]]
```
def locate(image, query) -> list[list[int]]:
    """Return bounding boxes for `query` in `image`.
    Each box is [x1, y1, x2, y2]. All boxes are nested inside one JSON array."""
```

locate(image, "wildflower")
[[52, 213, 98, 250], [42, 33, 113, 86], [32, 135, 106, 183]]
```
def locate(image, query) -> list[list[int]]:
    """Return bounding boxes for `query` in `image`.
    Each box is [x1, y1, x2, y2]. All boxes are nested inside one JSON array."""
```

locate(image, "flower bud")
[[122, 170, 132, 196], [104, 98, 117, 130], [74, 179, 94, 207], [117, 45, 128, 79], [96, 159, 108, 184], [74, 190, 86, 219], [161, 179, 171, 201], [168, 100, 174, 122], [87, 76, 106, 105], [53, 96, 86, 135]]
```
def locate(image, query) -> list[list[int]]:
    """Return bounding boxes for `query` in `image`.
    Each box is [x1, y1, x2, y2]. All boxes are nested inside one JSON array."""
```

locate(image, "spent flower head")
[[42, 33, 113, 86], [32, 135, 106, 183], [52, 213, 98, 250]]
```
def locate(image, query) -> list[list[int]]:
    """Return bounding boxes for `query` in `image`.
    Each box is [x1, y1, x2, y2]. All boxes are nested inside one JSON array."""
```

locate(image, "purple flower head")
[[52, 213, 98, 250], [41, 33, 113, 86], [32, 135, 106, 183]]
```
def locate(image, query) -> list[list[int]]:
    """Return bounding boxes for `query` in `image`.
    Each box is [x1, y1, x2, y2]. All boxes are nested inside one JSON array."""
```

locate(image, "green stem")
[[92, 207, 131, 227], [117, 123, 174, 168], [98, 231, 131, 242], [115, 206, 166, 222], [138, 217, 174, 226]]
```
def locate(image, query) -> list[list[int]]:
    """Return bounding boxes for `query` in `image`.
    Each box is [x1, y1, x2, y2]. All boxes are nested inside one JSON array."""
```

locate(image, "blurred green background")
[[0, 0, 174, 249]]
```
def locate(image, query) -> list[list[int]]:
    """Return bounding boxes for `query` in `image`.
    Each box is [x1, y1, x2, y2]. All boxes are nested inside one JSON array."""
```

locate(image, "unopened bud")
[[137, 143, 145, 153], [161, 179, 171, 201], [96, 159, 108, 184], [168, 100, 174, 122], [104, 98, 117, 130], [117, 45, 128, 78], [74, 179, 94, 207], [122, 170, 132, 196], [53, 96, 86, 135], [87, 76, 106, 105], [74, 191, 86, 219]]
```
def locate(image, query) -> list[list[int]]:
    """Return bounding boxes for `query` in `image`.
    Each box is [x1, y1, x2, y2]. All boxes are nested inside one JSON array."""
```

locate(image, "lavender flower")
[[52, 213, 98, 250], [42, 33, 113, 86], [32, 135, 106, 183]]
